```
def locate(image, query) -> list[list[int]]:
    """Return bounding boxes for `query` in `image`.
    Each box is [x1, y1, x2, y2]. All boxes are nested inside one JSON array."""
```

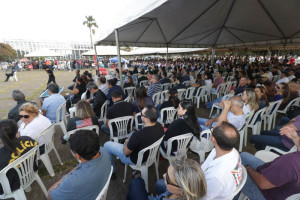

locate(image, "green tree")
[[0, 43, 17, 61], [83, 16, 98, 49]]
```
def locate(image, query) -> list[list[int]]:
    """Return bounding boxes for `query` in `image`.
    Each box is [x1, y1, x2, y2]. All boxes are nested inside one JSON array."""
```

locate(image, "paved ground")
[[0, 69, 256, 200]]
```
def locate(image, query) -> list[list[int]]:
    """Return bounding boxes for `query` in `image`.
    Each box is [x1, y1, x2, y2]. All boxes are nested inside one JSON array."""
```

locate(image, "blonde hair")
[[170, 158, 207, 200], [245, 88, 259, 111], [19, 102, 39, 117], [75, 100, 95, 119]]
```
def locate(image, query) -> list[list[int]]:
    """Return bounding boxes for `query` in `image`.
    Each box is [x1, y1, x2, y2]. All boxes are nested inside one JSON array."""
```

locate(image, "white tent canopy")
[[81, 46, 206, 56], [97, 0, 300, 48], [24, 48, 62, 57]]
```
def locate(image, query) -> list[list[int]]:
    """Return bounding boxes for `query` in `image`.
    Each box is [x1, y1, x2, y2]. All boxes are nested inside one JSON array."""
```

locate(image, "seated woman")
[[263, 81, 275, 102], [66, 100, 99, 132], [65, 76, 87, 112], [255, 86, 269, 109], [241, 88, 259, 115], [124, 76, 135, 88], [126, 158, 207, 200], [0, 119, 38, 195], [18, 102, 51, 154], [132, 86, 154, 113], [161, 100, 201, 154]]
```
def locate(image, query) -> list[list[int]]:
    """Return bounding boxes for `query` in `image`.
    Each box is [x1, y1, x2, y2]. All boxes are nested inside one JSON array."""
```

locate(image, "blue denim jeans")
[[206, 97, 222, 109], [250, 130, 289, 151], [155, 179, 167, 195], [101, 124, 110, 135], [233, 152, 265, 200], [197, 118, 210, 130], [103, 141, 134, 173]]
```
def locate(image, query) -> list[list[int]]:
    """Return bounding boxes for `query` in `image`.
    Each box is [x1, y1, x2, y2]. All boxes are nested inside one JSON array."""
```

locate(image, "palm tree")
[[83, 16, 98, 50]]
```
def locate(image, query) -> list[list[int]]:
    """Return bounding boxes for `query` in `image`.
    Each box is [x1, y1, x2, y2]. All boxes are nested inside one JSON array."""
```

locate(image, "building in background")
[[3, 39, 92, 59]]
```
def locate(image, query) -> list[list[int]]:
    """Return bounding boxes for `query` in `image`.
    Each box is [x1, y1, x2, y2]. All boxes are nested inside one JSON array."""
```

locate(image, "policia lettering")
[[8, 140, 38, 164]]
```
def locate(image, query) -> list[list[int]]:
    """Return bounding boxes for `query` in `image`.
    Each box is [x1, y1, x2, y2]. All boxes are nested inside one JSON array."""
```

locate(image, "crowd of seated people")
[[2, 55, 300, 200]]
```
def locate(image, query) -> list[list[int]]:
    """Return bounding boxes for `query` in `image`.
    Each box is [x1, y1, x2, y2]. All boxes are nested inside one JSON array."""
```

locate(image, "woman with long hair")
[[255, 86, 269, 109], [262, 81, 275, 102], [161, 99, 201, 153], [0, 119, 38, 195], [127, 158, 207, 200], [241, 88, 259, 115], [276, 82, 292, 110], [133, 86, 154, 113], [124, 76, 135, 88]]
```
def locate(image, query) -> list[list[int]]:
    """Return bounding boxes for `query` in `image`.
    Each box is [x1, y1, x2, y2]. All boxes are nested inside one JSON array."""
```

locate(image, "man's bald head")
[[212, 121, 239, 151], [230, 96, 244, 108]]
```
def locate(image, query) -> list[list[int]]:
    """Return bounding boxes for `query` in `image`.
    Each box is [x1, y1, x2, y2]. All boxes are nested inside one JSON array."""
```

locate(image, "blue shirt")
[[42, 94, 66, 122], [147, 82, 162, 97], [49, 148, 111, 200], [159, 78, 171, 84]]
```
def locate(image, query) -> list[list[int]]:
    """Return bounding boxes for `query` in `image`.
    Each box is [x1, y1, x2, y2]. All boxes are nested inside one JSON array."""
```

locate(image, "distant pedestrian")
[[44, 66, 56, 88]]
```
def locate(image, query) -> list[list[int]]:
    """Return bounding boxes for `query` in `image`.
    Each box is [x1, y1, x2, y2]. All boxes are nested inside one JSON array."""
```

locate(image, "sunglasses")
[[165, 171, 180, 188], [19, 115, 30, 119]]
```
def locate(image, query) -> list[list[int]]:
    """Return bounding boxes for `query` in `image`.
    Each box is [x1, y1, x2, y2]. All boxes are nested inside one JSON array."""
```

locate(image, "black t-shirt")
[[127, 123, 164, 164], [0, 136, 38, 194], [91, 90, 107, 117], [138, 76, 148, 84], [107, 101, 136, 134], [73, 83, 86, 101], [161, 119, 194, 153], [47, 69, 55, 77]]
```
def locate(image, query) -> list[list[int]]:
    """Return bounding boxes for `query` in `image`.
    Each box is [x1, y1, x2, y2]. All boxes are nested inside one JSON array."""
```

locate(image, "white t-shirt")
[[205, 79, 212, 85], [212, 111, 245, 130], [200, 148, 243, 200], [243, 104, 251, 115], [19, 114, 51, 146]]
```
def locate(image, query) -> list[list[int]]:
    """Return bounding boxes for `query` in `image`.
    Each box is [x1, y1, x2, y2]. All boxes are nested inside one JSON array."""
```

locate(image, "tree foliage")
[[0, 43, 17, 61]]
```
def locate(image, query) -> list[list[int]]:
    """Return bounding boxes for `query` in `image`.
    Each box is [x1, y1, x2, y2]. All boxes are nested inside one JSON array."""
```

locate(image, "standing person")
[[4, 66, 16, 82], [45, 66, 56, 87]]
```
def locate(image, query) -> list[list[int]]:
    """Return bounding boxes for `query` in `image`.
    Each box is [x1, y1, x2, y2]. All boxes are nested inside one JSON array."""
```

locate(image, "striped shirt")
[[99, 84, 109, 95], [75, 118, 93, 129], [147, 82, 162, 97]]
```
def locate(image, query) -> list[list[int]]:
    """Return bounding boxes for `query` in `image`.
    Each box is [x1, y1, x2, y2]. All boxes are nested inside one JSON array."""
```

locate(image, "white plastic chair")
[[158, 133, 193, 161], [140, 80, 149, 87], [98, 101, 108, 123], [67, 125, 100, 138], [81, 90, 88, 100], [262, 100, 282, 130], [286, 194, 300, 200], [276, 97, 300, 116], [95, 166, 113, 200], [177, 89, 186, 101], [254, 150, 279, 162], [124, 95, 134, 103], [134, 113, 144, 130], [55, 102, 68, 136], [35, 124, 63, 177], [161, 83, 170, 91], [152, 92, 162, 106], [9, 71, 18, 81], [108, 116, 134, 143], [238, 111, 255, 152], [209, 93, 234, 118], [123, 136, 164, 191], [226, 165, 247, 200], [189, 129, 214, 162], [265, 145, 297, 155], [244, 108, 267, 146], [159, 107, 177, 124], [193, 85, 206, 108], [169, 82, 176, 88], [211, 83, 226, 99], [184, 87, 195, 100], [160, 90, 169, 104], [124, 87, 136, 98], [204, 84, 213, 102], [0, 146, 48, 200], [183, 80, 191, 87]]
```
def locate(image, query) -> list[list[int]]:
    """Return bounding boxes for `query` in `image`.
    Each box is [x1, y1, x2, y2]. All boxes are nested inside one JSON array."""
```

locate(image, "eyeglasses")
[[165, 171, 180, 188], [19, 115, 30, 119]]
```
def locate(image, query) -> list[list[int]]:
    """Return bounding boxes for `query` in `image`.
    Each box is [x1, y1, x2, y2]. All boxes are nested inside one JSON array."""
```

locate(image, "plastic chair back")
[[159, 107, 177, 124], [135, 137, 164, 168], [177, 89, 186, 100], [67, 125, 100, 138], [183, 81, 191, 87], [95, 166, 113, 200], [140, 80, 148, 87], [55, 102, 66, 123], [108, 116, 134, 141], [163, 133, 193, 158], [161, 83, 170, 91], [124, 96, 134, 103], [134, 113, 144, 130], [99, 101, 108, 122], [35, 124, 55, 156], [152, 92, 161, 106], [124, 87, 136, 98], [160, 90, 169, 104], [226, 165, 247, 200], [185, 87, 195, 100]]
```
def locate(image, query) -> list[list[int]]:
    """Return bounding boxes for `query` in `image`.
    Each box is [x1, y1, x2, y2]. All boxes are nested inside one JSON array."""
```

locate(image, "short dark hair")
[[176, 75, 183, 83], [12, 90, 25, 101], [162, 71, 167, 77], [87, 82, 98, 90], [47, 83, 59, 93], [99, 76, 106, 84], [144, 105, 158, 123], [128, 71, 133, 75], [107, 79, 116, 86], [282, 71, 289, 77], [212, 121, 239, 151], [68, 130, 100, 160], [111, 90, 122, 99]]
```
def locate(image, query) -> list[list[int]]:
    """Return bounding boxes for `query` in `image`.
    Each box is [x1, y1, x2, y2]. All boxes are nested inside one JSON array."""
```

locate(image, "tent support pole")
[[211, 48, 215, 67], [115, 29, 123, 88], [166, 44, 169, 68], [94, 44, 99, 76]]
